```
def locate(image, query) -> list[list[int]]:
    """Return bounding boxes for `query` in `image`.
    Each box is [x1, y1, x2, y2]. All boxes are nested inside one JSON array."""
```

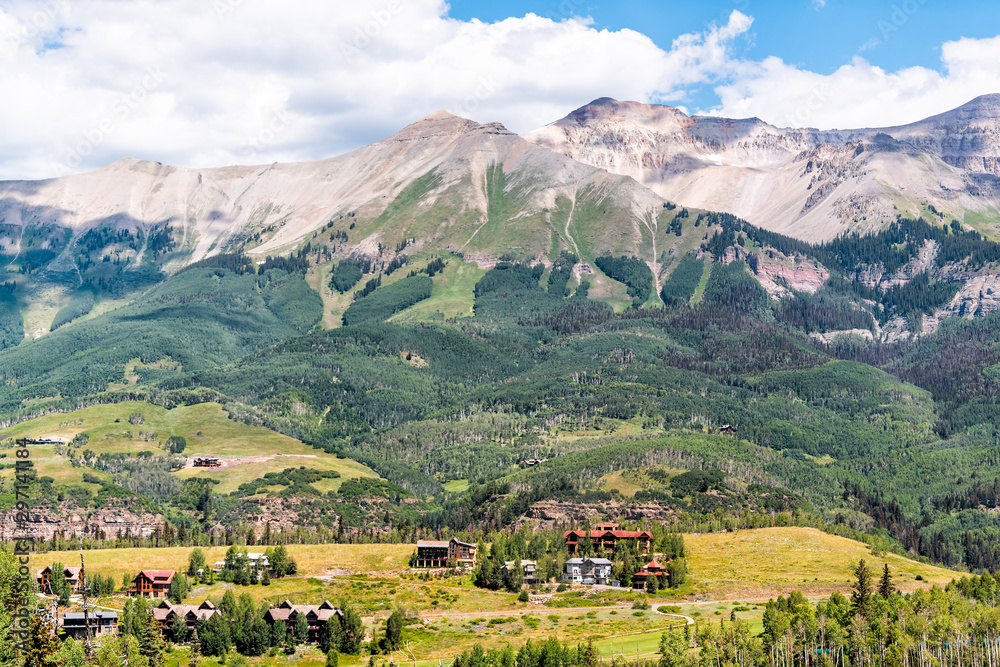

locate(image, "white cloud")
[[709, 35, 1000, 129], [0, 0, 754, 179], [0, 0, 996, 180]]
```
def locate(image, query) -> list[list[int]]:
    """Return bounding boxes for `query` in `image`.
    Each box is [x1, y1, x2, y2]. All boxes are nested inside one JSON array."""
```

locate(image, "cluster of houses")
[[58, 599, 345, 643], [414, 524, 667, 590], [46, 522, 669, 642]]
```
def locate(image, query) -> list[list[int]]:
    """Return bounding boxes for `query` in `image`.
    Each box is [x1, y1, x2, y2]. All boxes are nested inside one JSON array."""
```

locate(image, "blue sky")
[[447, 0, 1000, 113], [0, 0, 998, 179]]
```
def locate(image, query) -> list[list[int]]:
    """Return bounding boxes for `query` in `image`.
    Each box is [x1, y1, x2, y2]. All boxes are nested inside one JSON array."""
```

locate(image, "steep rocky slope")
[[525, 95, 1000, 242]]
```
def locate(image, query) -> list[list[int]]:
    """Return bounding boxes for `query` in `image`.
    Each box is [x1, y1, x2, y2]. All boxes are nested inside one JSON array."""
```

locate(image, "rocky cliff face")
[[526, 95, 1000, 242], [0, 502, 163, 542]]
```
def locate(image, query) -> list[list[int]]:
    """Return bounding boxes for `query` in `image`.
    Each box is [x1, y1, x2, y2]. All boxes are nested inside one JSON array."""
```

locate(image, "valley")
[[1, 95, 1000, 667]]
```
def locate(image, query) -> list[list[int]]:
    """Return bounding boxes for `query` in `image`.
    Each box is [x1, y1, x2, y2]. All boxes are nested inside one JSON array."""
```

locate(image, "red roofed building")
[[631, 558, 669, 589], [130, 570, 176, 598], [563, 523, 652, 555]]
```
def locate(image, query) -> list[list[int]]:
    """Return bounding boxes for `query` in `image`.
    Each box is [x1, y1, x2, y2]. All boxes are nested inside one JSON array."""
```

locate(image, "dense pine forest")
[[2, 208, 1000, 582]]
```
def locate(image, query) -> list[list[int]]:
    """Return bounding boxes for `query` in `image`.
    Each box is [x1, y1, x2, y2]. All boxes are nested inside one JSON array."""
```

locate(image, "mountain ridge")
[[525, 94, 1000, 242]]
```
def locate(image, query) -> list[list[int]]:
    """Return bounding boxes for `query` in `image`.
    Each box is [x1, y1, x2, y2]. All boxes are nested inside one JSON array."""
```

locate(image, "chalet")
[[153, 600, 219, 639], [192, 456, 222, 468], [563, 523, 653, 555], [562, 557, 613, 585], [719, 424, 737, 434], [60, 611, 118, 640], [414, 538, 477, 568], [264, 599, 342, 643], [212, 552, 270, 577], [631, 558, 669, 590], [130, 570, 175, 598], [502, 560, 540, 585], [37, 566, 84, 595]]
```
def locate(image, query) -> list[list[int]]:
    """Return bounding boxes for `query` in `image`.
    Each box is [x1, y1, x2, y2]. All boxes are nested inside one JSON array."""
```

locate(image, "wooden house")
[[563, 523, 653, 555], [130, 570, 175, 598], [414, 538, 477, 568]]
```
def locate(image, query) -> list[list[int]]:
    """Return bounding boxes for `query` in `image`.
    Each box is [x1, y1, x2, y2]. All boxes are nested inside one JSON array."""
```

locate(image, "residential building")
[[37, 566, 84, 595], [153, 600, 219, 639], [60, 611, 118, 640], [631, 559, 669, 589], [414, 538, 477, 568], [502, 560, 540, 585], [129, 570, 175, 598], [212, 552, 270, 575], [264, 599, 342, 643], [561, 557, 613, 585], [563, 523, 653, 555]]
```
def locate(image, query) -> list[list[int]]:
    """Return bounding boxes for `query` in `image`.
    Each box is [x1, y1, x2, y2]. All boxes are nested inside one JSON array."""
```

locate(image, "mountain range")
[[4, 95, 1000, 572], [0, 94, 999, 341]]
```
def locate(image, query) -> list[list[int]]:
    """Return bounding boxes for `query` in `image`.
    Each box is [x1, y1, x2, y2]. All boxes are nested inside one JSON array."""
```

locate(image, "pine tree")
[[271, 616, 287, 648], [294, 612, 309, 645], [220, 589, 238, 620], [851, 559, 874, 617], [384, 609, 403, 651], [23, 615, 60, 667], [878, 563, 894, 598], [138, 608, 165, 667], [336, 602, 363, 654], [172, 612, 188, 644]]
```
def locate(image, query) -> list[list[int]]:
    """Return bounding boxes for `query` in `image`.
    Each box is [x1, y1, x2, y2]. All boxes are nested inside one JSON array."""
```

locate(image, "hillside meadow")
[[1, 401, 379, 493]]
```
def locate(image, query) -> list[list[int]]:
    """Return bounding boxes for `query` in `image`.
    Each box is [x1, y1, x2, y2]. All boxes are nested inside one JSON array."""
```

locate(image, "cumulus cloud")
[[0, 0, 756, 179], [709, 35, 1000, 129], [0, 0, 996, 180]]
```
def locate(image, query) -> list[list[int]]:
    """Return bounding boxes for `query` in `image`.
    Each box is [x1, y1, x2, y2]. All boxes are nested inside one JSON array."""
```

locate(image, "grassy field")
[[0, 402, 378, 493], [595, 467, 680, 498], [682, 527, 956, 599], [45, 527, 964, 667], [31, 543, 415, 585], [391, 258, 486, 323]]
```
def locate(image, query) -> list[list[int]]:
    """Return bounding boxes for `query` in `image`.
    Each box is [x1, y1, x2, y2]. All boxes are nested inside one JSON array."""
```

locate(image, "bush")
[[556, 583, 568, 592], [518, 590, 529, 602]]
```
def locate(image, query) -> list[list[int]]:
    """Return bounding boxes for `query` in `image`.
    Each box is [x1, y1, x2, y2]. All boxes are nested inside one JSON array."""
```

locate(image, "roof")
[[38, 566, 82, 578], [451, 539, 476, 549], [265, 600, 341, 623], [416, 540, 450, 548], [152, 601, 219, 623], [137, 570, 175, 584], [588, 558, 613, 565], [564, 529, 653, 539], [645, 559, 665, 570], [62, 611, 118, 624]]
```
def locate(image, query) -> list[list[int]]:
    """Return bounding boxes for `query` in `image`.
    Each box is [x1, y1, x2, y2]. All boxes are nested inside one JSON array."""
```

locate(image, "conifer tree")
[[878, 563, 894, 598], [851, 559, 874, 618]]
